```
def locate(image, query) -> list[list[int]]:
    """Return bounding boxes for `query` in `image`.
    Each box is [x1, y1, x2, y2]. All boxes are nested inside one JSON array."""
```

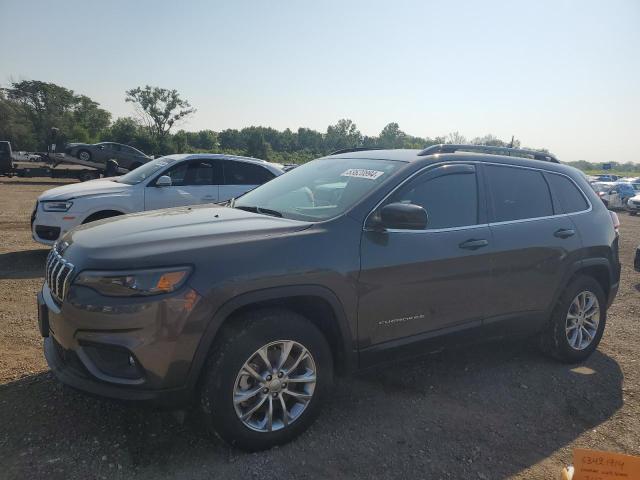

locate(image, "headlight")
[[74, 267, 191, 297], [42, 201, 73, 212]]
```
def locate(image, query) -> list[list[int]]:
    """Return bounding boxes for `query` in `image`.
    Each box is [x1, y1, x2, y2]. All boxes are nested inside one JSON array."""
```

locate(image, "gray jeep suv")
[[38, 146, 620, 451]]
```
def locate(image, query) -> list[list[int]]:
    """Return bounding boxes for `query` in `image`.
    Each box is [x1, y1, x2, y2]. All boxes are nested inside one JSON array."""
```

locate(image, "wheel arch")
[[82, 209, 126, 224], [188, 285, 356, 391]]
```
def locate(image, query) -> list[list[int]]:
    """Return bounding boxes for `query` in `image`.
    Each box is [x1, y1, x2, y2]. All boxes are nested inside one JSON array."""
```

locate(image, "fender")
[[546, 257, 616, 317], [184, 284, 356, 391]]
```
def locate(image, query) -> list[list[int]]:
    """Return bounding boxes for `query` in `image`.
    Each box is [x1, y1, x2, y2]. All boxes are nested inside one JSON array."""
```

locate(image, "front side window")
[[234, 158, 404, 221], [116, 157, 175, 185], [163, 160, 222, 186], [486, 165, 553, 222], [385, 166, 478, 229], [225, 162, 274, 185]]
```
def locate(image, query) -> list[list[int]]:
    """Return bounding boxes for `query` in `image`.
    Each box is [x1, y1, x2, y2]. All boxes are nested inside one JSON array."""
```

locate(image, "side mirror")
[[98, 145, 105, 150], [379, 202, 428, 230], [610, 190, 617, 194], [156, 175, 172, 187]]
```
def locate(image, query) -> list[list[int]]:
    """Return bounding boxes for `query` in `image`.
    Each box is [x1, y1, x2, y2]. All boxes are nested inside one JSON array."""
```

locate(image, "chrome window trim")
[[363, 160, 593, 234]]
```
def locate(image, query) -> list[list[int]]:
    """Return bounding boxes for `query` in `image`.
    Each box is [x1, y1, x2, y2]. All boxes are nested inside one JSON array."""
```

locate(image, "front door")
[[358, 163, 493, 348], [145, 159, 222, 210]]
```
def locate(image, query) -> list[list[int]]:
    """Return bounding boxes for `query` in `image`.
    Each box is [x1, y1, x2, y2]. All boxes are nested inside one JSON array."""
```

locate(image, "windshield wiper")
[[234, 205, 283, 218]]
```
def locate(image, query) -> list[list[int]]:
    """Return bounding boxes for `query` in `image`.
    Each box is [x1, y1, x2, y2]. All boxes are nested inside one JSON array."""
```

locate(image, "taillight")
[[609, 210, 620, 233]]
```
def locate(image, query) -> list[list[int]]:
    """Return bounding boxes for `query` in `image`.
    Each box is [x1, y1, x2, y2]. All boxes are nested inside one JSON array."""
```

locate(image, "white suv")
[[31, 154, 284, 245]]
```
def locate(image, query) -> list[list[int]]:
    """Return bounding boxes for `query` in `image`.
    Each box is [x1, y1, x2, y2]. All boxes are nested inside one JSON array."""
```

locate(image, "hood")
[[61, 204, 313, 268], [38, 178, 130, 201]]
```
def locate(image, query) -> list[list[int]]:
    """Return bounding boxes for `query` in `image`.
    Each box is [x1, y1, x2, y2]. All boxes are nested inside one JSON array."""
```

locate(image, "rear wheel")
[[78, 171, 99, 182], [200, 308, 333, 451], [540, 275, 606, 363], [630, 211, 637, 216]]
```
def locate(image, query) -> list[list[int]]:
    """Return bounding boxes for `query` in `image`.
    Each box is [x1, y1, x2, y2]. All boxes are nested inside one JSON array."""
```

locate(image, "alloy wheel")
[[565, 290, 600, 350], [233, 340, 317, 433]]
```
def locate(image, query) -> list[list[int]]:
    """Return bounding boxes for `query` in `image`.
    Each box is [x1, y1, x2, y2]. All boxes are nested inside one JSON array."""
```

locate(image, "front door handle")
[[554, 228, 576, 239], [459, 238, 489, 250]]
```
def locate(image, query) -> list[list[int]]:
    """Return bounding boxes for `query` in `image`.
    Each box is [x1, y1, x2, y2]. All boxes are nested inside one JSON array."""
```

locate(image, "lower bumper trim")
[[44, 337, 192, 407]]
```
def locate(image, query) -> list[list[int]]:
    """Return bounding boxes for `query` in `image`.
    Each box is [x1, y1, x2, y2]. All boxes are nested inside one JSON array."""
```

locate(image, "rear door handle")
[[459, 238, 489, 250], [554, 228, 575, 239]]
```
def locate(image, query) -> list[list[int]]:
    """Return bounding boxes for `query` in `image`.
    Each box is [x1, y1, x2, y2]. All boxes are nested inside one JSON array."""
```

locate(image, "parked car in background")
[[38, 146, 620, 450], [591, 181, 638, 210], [593, 174, 620, 182], [31, 154, 284, 244], [65, 142, 152, 170], [626, 192, 640, 216]]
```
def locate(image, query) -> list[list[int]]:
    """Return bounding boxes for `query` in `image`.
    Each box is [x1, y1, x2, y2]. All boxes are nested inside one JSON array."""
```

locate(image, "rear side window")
[[225, 162, 274, 185], [545, 173, 589, 213], [386, 167, 478, 229], [486, 165, 553, 222]]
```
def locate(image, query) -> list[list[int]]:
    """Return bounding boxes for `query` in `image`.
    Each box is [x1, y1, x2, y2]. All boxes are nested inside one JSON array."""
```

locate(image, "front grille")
[[45, 246, 75, 303]]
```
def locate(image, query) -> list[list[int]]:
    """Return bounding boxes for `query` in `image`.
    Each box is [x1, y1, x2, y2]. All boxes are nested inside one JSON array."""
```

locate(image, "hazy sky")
[[1, 0, 639, 163]]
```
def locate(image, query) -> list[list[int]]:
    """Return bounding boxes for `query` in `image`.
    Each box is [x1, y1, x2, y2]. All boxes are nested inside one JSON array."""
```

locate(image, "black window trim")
[[481, 163, 592, 227], [363, 161, 592, 233]]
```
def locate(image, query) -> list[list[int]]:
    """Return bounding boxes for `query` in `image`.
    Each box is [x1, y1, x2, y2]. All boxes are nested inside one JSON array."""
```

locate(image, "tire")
[[540, 275, 607, 363], [200, 308, 333, 451], [82, 210, 123, 224], [630, 211, 637, 216], [77, 149, 92, 162], [78, 171, 99, 182]]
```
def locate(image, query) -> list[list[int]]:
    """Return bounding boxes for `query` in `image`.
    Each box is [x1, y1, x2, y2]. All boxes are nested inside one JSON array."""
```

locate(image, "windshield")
[[235, 158, 404, 221], [116, 157, 174, 185]]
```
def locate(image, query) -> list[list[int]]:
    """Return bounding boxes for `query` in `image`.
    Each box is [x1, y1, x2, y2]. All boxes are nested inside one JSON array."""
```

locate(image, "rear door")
[[219, 161, 276, 201], [359, 163, 493, 347], [483, 164, 582, 331], [144, 159, 222, 210]]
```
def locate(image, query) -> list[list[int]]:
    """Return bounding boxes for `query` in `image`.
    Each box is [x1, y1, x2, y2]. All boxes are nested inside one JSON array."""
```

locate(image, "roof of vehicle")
[[322, 147, 578, 176], [159, 153, 284, 171]]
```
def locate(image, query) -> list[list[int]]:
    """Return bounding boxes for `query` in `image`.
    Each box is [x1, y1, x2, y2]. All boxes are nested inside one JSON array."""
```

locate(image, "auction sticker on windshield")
[[341, 169, 385, 180]]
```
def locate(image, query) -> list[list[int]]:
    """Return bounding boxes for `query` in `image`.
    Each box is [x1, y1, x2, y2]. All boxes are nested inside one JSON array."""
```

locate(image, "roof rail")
[[329, 147, 382, 155], [418, 144, 559, 163]]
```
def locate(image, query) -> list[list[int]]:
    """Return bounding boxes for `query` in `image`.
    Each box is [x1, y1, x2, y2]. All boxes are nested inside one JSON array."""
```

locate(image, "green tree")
[[378, 122, 407, 148], [125, 85, 195, 140], [325, 119, 362, 151]]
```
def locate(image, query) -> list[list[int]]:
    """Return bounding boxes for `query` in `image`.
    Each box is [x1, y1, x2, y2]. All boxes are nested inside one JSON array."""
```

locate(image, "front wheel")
[[200, 308, 333, 451], [540, 275, 607, 363]]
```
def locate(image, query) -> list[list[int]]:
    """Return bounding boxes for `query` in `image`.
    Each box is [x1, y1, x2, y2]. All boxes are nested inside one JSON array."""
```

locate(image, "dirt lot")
[[1, 177, 638, 480]]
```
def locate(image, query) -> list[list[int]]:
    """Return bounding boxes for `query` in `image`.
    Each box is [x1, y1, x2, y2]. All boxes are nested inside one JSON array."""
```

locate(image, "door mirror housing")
[[379, 202, 428, 230], [155, 175, 172, 187]]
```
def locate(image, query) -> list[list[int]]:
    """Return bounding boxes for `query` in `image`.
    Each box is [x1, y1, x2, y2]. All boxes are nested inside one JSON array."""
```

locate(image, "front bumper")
[[626, 199, 640, 212], [38, 281, 212, 407], [32, 206, 83, 245]]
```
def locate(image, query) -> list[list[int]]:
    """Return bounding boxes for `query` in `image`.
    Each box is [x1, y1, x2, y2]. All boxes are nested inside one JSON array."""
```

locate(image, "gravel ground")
[[0, 177, 638, 480]]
